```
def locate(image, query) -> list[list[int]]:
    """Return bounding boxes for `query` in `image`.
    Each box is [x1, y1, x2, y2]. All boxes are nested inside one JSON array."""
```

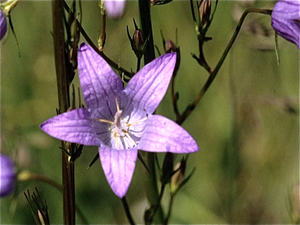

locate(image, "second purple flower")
[[271, 0, 300, 48]]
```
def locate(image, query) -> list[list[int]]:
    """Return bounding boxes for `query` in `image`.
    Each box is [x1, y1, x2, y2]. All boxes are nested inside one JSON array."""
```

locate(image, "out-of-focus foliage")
[[1, 1, 299, 224]]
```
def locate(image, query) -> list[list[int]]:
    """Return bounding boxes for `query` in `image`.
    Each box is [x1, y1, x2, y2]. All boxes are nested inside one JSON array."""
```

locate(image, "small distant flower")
[[271, 0, 300, 48], [41, 43, 199, 198], [0, 10, 7, 40], [0, 154, 16, 197], [104, 0, 126, 19]]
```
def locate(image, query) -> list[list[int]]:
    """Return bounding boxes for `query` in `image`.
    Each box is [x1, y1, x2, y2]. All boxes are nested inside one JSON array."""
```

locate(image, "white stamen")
[[126, 117, 147, 127], [95, 96, 148, 150]]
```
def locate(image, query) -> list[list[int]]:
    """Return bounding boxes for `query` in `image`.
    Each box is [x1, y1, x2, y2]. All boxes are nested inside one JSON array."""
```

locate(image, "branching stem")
[[177, 8, 272, 125]]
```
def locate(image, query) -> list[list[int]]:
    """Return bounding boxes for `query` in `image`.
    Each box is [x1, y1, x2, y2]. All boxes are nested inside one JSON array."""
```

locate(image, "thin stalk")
[[163, 195, 174, 225], [18, 171, 62, 191], [52, 1, 75, 224], [150, 184, 166, 221], [121, 197, 135, 225], [198, 40, 212, 73], [138, 0, 164, 223], [136, 57, 141, 72], [177, 8, 272, 125]]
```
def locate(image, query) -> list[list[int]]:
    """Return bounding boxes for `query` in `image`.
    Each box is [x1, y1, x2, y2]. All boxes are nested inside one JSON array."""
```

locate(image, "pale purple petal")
[[99, 146, 137, 198], [271, 0, 300, 48], [0, 10, 7, 40], [138, 115, 199, 153], [40, 108, 101, 146], [0, 154, 16, 197], [124, 53, 177, 114], [104, 0, 126, 19], [78, 43, 124, 113]]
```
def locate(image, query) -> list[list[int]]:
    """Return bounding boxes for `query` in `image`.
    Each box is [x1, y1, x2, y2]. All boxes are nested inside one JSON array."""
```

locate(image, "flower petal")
[[40, 108, 100, 146], [271, 0, 300, 48], [124, 53, 177, 114], [99, 147, 137, 198], [78, 43, 124, 112], [0, 154, 16, 197], [0, 10, 7, 41], [138, 115, 199, 153]]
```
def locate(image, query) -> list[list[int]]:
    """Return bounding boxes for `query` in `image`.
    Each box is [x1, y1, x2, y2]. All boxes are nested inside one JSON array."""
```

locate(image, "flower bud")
[[0, 10, 7, 40], [24, 188, 50, 225], [127, 24, 146, 59], [199, 0, 211, 27], [133, 29, 144, 52], [165, 40, 177, 53], [104, 0, 126, 20], [271, 0, 300, 48], [0, 154, 16, 197], [170, 157, 186, 195]]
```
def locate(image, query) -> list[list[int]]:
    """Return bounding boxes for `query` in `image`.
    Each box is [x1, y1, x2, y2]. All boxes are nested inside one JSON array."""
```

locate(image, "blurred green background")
[[1, 1, 299, 224]]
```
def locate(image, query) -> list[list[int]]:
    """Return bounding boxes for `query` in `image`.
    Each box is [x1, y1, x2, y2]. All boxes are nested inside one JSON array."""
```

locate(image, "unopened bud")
[[170, 157, 186, 194], [165, 40, 177, 53], [133, 29, 144, 52], [199, 0, 211, 27], [38, 210, 46, 225], [70, 19, 78, 41], [24, 188, 50, 225]]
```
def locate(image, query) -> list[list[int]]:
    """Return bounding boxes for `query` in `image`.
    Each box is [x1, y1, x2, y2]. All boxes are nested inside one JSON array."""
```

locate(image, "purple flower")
[[104, 0, 126, 19], [0, 10, 7, 40], [0, 154, 16, 197], [40, 43, 199, 198], [271, 0, 300, 48]]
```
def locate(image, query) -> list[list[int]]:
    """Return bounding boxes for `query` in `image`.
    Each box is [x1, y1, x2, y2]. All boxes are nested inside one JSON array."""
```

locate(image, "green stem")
[[150, 184, 166, 222], [52, 1, 75, 224], [138, 0, 164, 223], [136, 57, 141, 72], [121, 197, 135, 225], [139, 0, 155, 64], [177, 8, 272, 125], [164, 195, 174, 225]]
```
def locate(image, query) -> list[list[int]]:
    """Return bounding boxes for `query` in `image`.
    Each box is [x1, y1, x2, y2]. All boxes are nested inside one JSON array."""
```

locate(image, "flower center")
[[96, 97, 147, 149]]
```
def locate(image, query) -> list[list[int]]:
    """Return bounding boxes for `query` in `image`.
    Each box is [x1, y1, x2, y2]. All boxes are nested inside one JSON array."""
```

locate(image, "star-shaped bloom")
[[40, 43, 199, 198], [271, 0, 300, 48], [0, 154, 16, 197], [104, 0, 126, 19], [0, 10, 7, 40]]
